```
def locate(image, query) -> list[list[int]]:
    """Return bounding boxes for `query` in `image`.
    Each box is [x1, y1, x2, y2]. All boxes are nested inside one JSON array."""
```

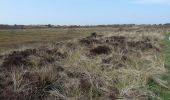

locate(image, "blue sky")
[[0, 0, 170, 25]]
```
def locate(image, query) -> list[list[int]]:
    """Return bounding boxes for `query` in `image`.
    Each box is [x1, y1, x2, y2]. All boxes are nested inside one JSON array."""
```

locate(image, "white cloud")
[[133, 0, 170, 4]]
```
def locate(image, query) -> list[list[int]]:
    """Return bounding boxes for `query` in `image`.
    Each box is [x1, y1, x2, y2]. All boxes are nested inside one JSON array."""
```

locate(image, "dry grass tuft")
[[0, 31, 167, 100]]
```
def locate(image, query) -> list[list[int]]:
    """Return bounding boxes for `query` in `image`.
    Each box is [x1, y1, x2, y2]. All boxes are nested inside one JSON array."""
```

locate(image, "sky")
[[0, 0, 170, 25]]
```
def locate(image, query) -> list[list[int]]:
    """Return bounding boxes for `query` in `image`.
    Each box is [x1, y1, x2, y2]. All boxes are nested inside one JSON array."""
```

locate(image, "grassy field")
[[0, 27, 170, 99], [0, 28, 115, 52], [0, 27, 168, 53], [149, 33, 170, 100], [0, 28, 92, 52]]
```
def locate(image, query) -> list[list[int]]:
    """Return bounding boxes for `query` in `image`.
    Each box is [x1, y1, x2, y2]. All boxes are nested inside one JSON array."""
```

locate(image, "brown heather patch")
[[0, 32, 165, 100]]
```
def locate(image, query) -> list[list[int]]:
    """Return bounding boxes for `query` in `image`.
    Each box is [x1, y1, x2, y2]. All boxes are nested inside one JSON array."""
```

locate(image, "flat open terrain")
[[0, 28, 92, 52], [0, 26, 170, 100], [0, 27, 123, 53], [0, 26, 168, 53]]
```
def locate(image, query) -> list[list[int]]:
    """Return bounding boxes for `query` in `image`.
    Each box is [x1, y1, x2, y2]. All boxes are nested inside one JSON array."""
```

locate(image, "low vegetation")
[[148, 33, 170, 99], [0, 28, 168, 99], [0, 25, 169, 53]]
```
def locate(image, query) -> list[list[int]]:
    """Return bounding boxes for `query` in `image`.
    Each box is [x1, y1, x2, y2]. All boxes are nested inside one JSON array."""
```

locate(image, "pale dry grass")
[[0, 31, 167, 100]]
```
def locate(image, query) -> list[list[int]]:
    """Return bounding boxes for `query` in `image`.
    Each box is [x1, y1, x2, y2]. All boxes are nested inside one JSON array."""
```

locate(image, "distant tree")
[[14, 24, 18, 29], [47, 24, 52, 28], [164, 23, 170, 26]]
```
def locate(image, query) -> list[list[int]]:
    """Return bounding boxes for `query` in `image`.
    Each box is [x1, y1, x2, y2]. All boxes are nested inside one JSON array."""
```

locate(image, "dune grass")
[[148, 33, 170, 100], [0, 27, 169, 99], [0, 31, 167, 99]]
